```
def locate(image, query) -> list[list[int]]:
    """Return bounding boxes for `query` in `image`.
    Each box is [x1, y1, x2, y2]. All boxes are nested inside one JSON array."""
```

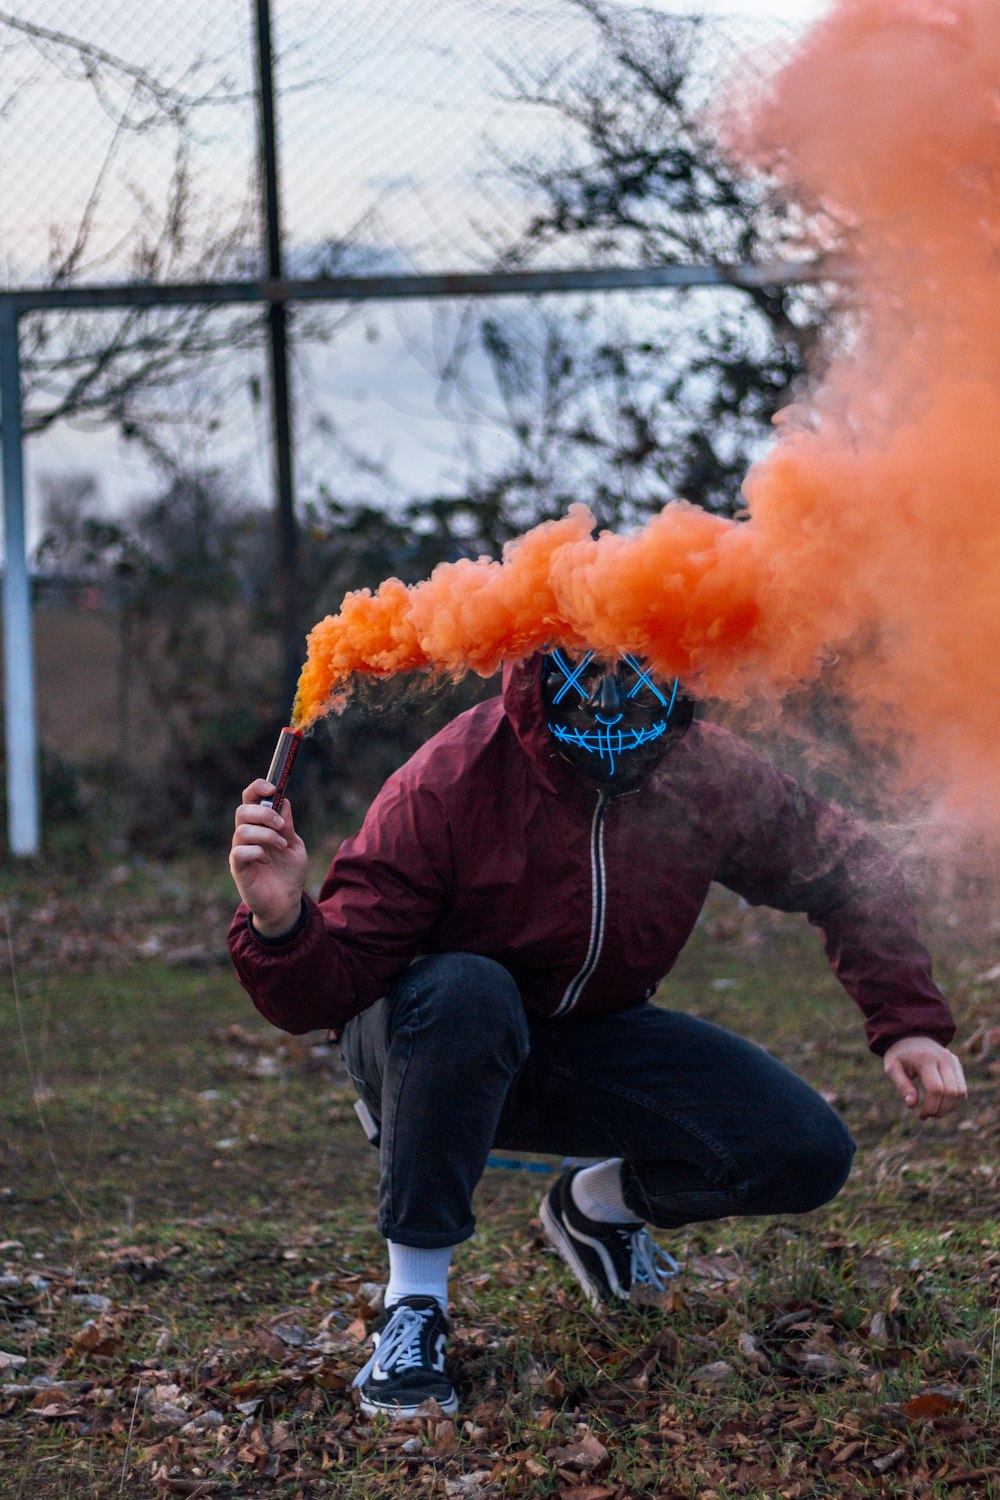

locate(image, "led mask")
[[541, 649, 693, 791]]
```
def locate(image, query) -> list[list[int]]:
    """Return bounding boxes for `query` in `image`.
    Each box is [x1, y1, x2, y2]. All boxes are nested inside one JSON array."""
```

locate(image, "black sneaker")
[[352, 1294, 458, 1419], [540, 1168, 678, 1307]]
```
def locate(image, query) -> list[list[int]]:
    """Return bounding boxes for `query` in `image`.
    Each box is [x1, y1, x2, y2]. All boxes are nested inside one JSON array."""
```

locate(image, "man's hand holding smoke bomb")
[[230, 779, 308, 939], [883, 1035, 967, 1120]]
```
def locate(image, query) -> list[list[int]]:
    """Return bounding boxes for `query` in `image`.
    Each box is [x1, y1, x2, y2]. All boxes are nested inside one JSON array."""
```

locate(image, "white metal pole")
[[0, 299, 40, 856]]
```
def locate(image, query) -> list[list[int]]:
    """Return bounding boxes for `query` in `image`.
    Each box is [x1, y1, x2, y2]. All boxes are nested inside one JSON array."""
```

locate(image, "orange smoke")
[[294, 0, 1000, 813]]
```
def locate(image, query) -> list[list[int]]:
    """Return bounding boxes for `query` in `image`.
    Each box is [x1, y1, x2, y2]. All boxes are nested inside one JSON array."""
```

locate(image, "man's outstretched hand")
[[883, 1035, 967, 1119]]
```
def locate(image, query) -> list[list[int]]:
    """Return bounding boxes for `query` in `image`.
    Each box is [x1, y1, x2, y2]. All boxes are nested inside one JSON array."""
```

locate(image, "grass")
[[1, 856, 999, 1497]]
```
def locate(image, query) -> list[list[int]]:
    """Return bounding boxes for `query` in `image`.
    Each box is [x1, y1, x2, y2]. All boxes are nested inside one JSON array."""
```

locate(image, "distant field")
[[9, 607, 164, 765]]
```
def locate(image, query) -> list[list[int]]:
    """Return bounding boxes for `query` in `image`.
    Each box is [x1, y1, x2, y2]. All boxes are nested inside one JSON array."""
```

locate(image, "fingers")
[[234, 805, 287, 844], [231, 795, 297, 878], [916, 1058, 946, 1119], [884, 1055, 919, 1110], [917, 1055, 969, 1119], [229, 777, 308, 935], [241, 777, 276, 805], [924, 1052, 967, 1119], [230, 838, 276, 868], [886, 1049, 968, 1119]]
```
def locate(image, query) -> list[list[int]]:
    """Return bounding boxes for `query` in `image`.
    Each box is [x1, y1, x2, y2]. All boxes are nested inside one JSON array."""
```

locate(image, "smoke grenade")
[[262, 727, 303, 815]]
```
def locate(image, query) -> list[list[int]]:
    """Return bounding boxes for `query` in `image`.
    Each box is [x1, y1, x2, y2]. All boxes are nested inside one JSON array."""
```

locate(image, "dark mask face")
[[541, 649, 693, 791]]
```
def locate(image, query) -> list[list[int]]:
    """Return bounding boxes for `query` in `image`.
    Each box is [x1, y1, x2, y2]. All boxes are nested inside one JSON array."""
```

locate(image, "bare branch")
[[436, 1, 833, 523], [0, 10, 231, 119]]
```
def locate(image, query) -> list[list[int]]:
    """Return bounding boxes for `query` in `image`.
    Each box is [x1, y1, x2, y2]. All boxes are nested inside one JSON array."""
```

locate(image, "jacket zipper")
[[554, 790, 608, 1017]]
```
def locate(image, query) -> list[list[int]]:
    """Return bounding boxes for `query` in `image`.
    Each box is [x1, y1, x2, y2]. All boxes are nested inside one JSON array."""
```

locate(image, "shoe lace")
[[625, 1227, 679, 1291], [352, 1304, 433, 1388]]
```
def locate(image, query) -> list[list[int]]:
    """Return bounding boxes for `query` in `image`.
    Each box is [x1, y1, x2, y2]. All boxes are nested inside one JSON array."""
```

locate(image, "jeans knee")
[[760, 1116, 856, 1213], [389, 952, 529, 1071], [816, 1119, 856, 1204]]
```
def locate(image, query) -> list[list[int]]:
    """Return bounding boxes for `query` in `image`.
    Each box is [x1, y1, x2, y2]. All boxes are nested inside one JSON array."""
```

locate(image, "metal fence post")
[[254, 0, 300, 711], [0, 298, 40, 856]]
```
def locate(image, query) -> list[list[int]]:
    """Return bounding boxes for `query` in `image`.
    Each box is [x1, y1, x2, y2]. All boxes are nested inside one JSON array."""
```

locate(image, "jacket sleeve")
[[713, 751, 955, 1055], [228, 772, 453, 1037]]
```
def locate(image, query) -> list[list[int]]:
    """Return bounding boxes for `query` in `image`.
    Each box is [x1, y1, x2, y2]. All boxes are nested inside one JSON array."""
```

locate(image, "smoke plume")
[[294, 0, 1000, 815]]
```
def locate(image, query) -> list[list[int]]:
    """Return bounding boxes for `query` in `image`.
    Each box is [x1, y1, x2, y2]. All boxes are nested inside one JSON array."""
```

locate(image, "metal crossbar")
[[0, 254, 834, 854]]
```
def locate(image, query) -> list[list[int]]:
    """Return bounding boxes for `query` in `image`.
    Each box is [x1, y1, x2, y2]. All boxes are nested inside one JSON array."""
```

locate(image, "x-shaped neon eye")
[[622, 653, 670, 708], [549, 649, 680, 717], [549, 647, 594, 704]]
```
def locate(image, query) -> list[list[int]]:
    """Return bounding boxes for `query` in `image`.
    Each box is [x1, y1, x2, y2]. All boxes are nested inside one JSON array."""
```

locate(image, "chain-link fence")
[[1, 0, 811, 852], [3, 2, 796, 287], [2, 0, 805, 513]]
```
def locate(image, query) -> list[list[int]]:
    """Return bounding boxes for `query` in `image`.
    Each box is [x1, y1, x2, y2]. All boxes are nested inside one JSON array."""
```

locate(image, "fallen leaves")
[[871, 1444, 908, 1475], [3, 1217, 999, 1500], [902, 1390, 965, 1420], [737, 1330, 771, 1374], [72, 1313, 123, 1357], [545, 1426, 611, 1474]]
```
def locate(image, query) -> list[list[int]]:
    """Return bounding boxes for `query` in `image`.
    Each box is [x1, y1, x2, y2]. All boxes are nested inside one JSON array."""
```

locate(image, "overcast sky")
[[23, 0, 833, 534]]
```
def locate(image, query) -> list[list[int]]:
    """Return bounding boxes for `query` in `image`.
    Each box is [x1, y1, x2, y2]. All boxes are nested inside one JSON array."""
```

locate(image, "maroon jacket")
[[229, 655, 955, 1055]]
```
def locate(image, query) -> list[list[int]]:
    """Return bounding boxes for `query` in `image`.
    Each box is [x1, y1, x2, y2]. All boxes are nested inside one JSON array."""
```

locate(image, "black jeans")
[[340, 952, 855, 1249]]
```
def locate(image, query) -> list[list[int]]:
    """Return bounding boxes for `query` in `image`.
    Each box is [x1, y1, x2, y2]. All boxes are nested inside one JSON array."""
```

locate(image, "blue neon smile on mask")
[[548, 716, 672, 775]]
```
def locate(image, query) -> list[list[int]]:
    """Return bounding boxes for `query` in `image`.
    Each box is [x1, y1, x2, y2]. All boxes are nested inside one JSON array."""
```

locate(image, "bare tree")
[[0, 10, 361, 470], [0, 12, 253, 456], [439, 0, 838, 526]]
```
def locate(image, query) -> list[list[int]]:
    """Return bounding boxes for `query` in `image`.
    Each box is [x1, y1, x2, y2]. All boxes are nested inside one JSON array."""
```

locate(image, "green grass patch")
[[1, 866, 998, 1497]]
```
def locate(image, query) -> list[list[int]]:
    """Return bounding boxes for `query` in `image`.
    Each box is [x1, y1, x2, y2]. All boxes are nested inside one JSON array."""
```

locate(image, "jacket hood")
[[502, 653, 578, 795]]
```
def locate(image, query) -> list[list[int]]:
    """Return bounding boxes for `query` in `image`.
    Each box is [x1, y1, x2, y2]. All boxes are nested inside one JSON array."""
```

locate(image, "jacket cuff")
[[246, 897, 309, 947], [867, 1020, 956, 1056]]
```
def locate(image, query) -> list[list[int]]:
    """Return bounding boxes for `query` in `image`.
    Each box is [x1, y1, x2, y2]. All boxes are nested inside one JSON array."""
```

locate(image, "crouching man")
[[228, 650, 965, 1418]]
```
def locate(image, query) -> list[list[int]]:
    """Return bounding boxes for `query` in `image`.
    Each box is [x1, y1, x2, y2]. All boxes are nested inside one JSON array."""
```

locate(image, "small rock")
[[445, 1473, 498, 1498], [180, 1408, 226, 1436], [691, 1359, 732, 1389], [793, 1351, 842, 1380], [869, 1312, 889, 1344], [250, 1054, 280, 1079], [738, 1331, 771, 1373], [359, 1282, 385, 1314], [272, 1323, 307, 1347], [149, 1401, 190, 1427], [71, 1294, 112, 1313]]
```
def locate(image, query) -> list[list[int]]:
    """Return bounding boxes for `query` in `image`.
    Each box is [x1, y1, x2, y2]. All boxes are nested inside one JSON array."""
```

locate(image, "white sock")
[[385, 1242, 454, 1312], [570, 1158, 643, 1225]]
